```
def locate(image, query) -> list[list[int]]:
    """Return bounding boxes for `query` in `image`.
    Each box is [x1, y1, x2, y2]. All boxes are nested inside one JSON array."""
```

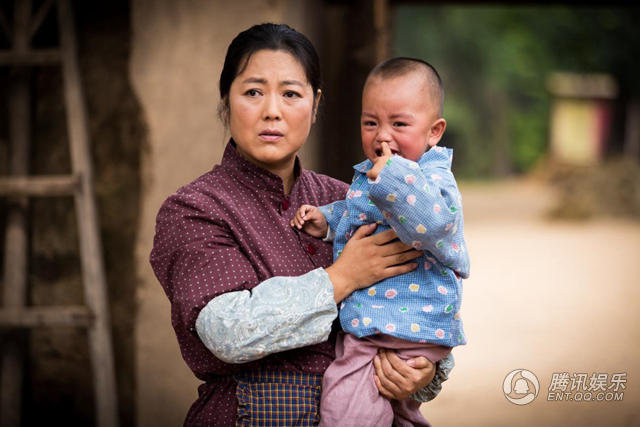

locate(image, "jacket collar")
[[220, 139, 302, 196]]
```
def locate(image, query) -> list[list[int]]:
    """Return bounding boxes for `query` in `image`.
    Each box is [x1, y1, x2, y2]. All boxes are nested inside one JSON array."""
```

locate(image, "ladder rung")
[[0, 175, 79, 196], [0, 306, 93, 328], [0, 49, 61, 65]]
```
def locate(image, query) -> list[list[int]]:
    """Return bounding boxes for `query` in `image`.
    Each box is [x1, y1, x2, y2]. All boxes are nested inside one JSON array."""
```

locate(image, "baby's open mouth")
[[375, 148, 398, 157]]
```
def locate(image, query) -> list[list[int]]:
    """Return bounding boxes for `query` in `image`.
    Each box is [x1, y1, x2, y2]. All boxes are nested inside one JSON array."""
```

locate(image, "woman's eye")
[[283, 91, 300, 98], [245, 89, 260, 97]]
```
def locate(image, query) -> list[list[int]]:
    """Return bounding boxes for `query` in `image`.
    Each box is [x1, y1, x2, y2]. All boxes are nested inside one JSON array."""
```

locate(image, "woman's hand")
[[325, 224, 421, 302], [373, 349, 436, 400]]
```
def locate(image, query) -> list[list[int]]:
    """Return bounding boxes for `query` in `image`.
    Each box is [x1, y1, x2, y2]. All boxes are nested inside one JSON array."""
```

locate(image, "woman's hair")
[[218, 23, 321, 121]]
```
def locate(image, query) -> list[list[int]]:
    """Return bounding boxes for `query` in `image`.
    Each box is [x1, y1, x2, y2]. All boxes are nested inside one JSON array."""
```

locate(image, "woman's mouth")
[[259, 130, 284, 141]]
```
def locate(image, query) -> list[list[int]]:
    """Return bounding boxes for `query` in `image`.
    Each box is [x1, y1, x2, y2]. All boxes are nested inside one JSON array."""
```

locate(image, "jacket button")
[[281, 198, 290, 211], [306, 243, 317, 255]]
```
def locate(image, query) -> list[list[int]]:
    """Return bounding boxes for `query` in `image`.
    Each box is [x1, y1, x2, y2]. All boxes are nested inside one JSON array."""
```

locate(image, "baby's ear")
[[428, 118, 447, 146]]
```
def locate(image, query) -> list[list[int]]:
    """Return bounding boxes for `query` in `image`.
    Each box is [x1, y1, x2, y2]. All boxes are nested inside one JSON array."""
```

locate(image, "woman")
[[150, 23, 453, 426]]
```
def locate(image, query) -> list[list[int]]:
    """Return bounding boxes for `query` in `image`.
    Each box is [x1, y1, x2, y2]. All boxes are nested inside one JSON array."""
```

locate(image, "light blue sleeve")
[[195, 268, 338, 363], [318, 199, 347, 242], [368, 154, 470, 278]]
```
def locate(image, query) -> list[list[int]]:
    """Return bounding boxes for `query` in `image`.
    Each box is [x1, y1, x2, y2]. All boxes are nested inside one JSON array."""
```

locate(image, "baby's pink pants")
[[319, 333, 451, 427]]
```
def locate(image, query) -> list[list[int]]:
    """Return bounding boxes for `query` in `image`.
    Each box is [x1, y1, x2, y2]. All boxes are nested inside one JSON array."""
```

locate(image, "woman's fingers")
[[350, 223, 378, 239], [373, 350, 435, 400], [391, 248, 422, 264], [326, 223, 420, 297], [351, 225, 421, 273], [379, 263, 419, 280], [405, 356, 432, 370], [373, 353, 394, 399], [368, 228, 397, 245], [377, 240, 415, 256], [373, 373, 394, 400], [374, 351, 405, 398]]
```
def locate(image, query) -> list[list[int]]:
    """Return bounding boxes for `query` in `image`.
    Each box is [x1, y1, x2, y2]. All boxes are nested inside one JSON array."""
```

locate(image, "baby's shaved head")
[[366, 57, 444, 116]]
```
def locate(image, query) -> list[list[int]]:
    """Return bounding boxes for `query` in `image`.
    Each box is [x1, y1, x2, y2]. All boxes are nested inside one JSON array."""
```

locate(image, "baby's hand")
[[366, 141, 392, 180], [290, 205, 328, 238]]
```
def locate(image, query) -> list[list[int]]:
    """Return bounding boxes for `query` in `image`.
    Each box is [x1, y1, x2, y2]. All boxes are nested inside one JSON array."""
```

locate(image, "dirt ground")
[[420, 179, 640, 426], [141, 178, 640, 426]]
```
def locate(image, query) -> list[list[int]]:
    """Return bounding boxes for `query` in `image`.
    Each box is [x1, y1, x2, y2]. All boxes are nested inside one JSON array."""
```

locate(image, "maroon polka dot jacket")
[[150, 141, 347, 425]]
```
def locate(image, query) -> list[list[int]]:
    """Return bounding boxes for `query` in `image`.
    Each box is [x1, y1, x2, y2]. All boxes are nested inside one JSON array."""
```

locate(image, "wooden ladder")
[[0, 1, 119, 426]]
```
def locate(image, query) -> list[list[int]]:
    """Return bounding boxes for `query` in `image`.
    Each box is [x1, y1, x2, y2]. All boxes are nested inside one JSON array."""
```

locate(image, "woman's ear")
[[312, 89, 322, 123], [219, 96, 230, 124], [428, 118, 447, 146]]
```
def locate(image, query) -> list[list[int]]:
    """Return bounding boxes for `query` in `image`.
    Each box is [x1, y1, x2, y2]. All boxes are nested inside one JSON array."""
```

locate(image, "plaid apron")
[[234, 371, 323, 426]]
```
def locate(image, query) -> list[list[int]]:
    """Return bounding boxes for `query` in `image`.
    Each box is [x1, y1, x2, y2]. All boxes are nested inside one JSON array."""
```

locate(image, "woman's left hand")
[[373, 349, 436, 400]]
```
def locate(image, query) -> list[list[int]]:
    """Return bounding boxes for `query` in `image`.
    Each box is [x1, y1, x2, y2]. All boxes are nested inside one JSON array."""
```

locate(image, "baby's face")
[[361, 73, 440, 163]]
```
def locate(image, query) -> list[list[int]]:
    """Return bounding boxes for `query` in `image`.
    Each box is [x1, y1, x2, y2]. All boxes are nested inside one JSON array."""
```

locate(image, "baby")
[[292, 57, 470, 427]]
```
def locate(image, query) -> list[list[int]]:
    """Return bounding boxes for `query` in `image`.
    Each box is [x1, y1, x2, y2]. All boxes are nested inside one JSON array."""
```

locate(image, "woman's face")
[[227, 49, 319, 175]]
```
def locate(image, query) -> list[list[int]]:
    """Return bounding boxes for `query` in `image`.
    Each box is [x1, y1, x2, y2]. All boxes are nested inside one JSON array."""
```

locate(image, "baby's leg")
[[391, 399, 429, 427], [387, 339, 451, 427], [319, 333, 393, 427]]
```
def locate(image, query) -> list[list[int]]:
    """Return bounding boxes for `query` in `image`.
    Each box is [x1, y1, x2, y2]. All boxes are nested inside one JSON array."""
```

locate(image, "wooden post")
[[373, 0, 389, 63], [56, 1, 119, 426], [320, 0, 381, 181], [1, 1, 31, 426], [624, 101, 640, 160]]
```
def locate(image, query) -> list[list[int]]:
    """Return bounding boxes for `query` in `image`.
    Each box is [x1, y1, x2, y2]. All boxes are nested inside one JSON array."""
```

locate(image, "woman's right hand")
[[325, 223, 421, 302]]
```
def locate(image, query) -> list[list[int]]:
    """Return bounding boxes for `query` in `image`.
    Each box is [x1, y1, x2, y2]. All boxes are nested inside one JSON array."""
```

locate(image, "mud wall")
[[1, 1, 143, 425], [130, 1, 322, 425]]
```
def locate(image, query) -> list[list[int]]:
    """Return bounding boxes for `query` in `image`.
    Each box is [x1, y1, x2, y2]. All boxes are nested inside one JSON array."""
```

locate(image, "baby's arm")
[[368, 150, 470, 278], [291, 205, 328, 238]]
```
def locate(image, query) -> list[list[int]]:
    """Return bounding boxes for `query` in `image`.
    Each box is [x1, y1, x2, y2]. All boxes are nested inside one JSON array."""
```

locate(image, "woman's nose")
[[263, 94, 281, 120]]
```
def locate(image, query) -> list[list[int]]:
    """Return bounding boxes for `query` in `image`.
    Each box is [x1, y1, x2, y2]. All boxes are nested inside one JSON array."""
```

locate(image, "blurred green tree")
[[393, 5, 640, 178]]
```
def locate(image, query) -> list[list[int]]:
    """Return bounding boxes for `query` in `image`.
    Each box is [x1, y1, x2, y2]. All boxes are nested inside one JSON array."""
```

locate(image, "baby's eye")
[[393, 122, 408, 127], [363, 121, 376, 127], [283, 91, 301, 98]]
